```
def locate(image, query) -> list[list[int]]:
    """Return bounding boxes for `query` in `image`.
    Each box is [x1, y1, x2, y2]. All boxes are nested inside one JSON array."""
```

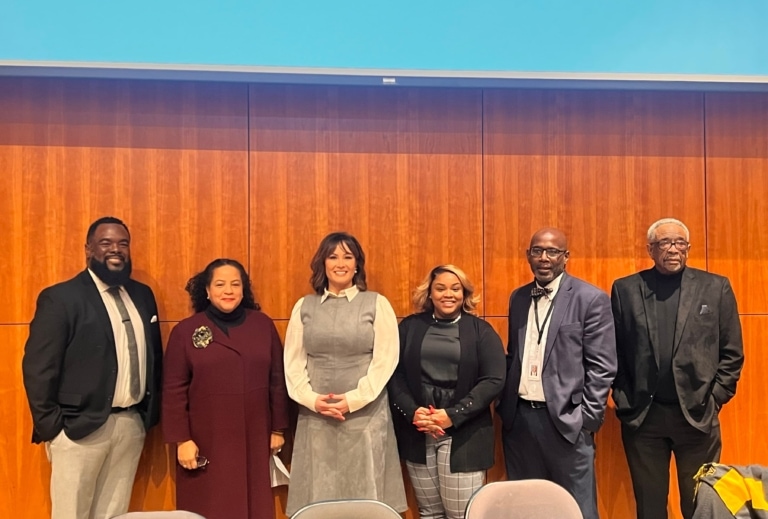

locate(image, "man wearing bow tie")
[[611, 218, 743, 519], [22, 216, 163, 519], [498, 228, 617, 519]]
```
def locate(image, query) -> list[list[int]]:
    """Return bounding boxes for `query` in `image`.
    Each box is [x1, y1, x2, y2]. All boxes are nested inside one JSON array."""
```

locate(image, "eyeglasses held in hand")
[[195, 456, 209, 470], [651, 239, 689, 252], [529, 247, 566, 258]]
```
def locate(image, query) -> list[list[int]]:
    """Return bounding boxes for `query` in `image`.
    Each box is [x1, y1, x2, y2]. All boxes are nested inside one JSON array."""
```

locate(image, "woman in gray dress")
[[283, 232, 407, 516]]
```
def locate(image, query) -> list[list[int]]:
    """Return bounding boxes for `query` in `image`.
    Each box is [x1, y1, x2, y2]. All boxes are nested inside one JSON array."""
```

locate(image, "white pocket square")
[[150, 315, 158, 323], [699, 305, 712, 315]]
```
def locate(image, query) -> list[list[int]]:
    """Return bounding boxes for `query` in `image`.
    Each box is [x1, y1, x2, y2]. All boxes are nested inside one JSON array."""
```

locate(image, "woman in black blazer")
[[388, 264, 506, 519]]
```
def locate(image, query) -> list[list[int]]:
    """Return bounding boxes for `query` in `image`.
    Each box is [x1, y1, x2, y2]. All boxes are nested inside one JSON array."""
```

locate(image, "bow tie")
[[531, 286, 553, 299]]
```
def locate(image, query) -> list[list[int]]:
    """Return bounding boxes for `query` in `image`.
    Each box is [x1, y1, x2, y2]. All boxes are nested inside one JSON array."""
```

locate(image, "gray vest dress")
[[285, 291, 407, 515]]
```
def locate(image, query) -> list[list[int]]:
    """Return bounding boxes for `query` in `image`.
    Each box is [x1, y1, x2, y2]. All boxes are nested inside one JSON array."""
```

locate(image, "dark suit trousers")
[[621, 402, 721, 519], [503, 402, 598, 519]]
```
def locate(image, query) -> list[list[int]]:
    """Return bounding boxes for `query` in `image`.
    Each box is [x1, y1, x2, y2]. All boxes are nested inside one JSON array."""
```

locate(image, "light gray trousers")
[[46, 410, 145, 519]]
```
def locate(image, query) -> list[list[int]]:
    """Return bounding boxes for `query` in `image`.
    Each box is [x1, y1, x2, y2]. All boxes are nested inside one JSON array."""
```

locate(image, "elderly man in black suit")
[[22, 216, 163, 519], [498, 228, 617, 519], [611, 217, 744, 519]]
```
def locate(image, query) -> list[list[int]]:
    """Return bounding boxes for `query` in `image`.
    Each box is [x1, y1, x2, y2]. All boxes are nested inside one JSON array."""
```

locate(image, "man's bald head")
[[526, 228, 569, 285], [529, 228, 568, 250]]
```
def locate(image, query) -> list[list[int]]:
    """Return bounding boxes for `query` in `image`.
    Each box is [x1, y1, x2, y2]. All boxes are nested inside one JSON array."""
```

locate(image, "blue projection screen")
[[2, 0, 768, 90]]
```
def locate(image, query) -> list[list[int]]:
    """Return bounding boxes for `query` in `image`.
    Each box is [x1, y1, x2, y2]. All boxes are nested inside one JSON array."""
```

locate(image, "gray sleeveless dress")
[[285, 291, 407, 515]]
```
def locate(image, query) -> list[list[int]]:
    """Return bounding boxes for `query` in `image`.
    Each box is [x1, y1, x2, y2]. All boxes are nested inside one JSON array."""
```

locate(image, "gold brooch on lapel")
[[192, 326, 213, 349]]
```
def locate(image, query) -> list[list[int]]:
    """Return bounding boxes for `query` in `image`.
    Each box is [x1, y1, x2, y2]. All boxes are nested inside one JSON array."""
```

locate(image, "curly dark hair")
[[309, 232, 367, 295], [185, 258, 260, 313]]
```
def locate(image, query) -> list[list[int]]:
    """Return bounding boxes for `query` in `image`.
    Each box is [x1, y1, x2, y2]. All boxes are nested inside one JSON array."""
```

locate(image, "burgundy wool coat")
[[162, 309, 290, 519]]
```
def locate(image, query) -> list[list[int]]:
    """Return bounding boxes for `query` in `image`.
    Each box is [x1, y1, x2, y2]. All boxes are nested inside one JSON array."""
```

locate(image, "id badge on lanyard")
[[528, 356, 541, 381], [528, 297, 553, 382]]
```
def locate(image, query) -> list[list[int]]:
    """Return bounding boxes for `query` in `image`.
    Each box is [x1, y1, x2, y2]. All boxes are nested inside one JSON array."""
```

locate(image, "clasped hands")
[[413, 405, 453, 439], [315, 393, 349, 421]]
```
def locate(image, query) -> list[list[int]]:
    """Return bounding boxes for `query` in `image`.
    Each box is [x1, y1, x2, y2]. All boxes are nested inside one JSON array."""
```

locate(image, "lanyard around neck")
[[533, 296, 555, 345]]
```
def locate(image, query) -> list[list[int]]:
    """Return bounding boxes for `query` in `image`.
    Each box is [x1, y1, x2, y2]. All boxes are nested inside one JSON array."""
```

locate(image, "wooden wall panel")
[[0, 77, 250, 323], [720, 316, 768, 465], [0, 325, 51, 519], [1, 78, 766, 519], [0, 76, 251, 518], [248, 85, 484, 319], [705, 92, 768, 313], [483, 90, 707, 316]]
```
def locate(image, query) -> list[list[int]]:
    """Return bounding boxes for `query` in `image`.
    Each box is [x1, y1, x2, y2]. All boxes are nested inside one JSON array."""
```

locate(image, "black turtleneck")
[[652, 268, 683, 403], [205, 303, 247, 336]]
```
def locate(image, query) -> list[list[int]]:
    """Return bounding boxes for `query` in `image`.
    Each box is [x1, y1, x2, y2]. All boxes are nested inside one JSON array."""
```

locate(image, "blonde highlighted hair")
[[412, 264, 480, 314]]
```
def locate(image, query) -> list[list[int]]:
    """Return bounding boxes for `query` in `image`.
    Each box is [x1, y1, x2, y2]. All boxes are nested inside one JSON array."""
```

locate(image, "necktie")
[[531, 286, 553, 299], [107, 286, 141, 401]]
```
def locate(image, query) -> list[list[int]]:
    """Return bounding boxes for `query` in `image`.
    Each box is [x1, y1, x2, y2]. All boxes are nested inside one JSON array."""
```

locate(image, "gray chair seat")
[[290, 499, 402, 519], [465, 479, 584, 519]]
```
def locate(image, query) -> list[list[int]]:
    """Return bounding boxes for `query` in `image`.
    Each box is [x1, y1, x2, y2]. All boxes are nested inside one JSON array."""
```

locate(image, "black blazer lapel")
[[514, 283, 535, 362], [640, 270, 661, 370], [78, 271, 115, 346], [455, 314, 478, 397], [673, 268, 700, 355], [403, 315, 429, 397], [543, 274, 572, 369]]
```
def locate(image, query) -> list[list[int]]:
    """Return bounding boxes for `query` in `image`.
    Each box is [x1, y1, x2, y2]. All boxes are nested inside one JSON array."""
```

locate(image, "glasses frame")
[[528, 247, 567, 259], [195, 456, 209, 470], [651, 239, 689, 252]]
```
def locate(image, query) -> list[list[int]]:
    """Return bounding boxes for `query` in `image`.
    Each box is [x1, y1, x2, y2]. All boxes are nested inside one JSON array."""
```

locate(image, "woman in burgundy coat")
[[163, 258, 290, 519]]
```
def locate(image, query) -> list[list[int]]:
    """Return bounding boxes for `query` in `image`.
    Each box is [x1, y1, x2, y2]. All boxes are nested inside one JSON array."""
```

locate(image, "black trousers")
[[621, 402, 721, 519], [503, 401, 599, 519]]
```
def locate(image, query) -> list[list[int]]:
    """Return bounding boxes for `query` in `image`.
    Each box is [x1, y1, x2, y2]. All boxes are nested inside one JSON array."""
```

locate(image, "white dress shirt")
[[518, 272, 565, 402], [88, 270, 147, 408]]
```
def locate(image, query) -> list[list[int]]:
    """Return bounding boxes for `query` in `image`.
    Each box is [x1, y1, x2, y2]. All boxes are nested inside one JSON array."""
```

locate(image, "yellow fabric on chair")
[[693, 463, 768, 519]]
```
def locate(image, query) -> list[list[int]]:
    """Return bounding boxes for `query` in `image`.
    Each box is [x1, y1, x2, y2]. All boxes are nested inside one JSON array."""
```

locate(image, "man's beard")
[[89, 257, 133, 286]]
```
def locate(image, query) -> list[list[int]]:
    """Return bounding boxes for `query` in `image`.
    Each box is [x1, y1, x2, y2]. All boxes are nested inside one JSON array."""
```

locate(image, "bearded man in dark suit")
[[611, 218, 744, 519], [22, 216, 163, 519]]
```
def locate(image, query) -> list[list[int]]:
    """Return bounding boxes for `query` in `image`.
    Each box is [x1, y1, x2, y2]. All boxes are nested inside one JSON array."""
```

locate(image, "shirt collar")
[[536, 272, 565, 300], [321, 285, 360, 303]]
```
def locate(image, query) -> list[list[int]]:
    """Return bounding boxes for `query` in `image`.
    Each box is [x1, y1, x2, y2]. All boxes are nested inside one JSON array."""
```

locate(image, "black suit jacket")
[[610, 267, 744, 433], [22, 270, 163, 443], [497, 273, 617, 444], [387, 312, 506, 472]]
